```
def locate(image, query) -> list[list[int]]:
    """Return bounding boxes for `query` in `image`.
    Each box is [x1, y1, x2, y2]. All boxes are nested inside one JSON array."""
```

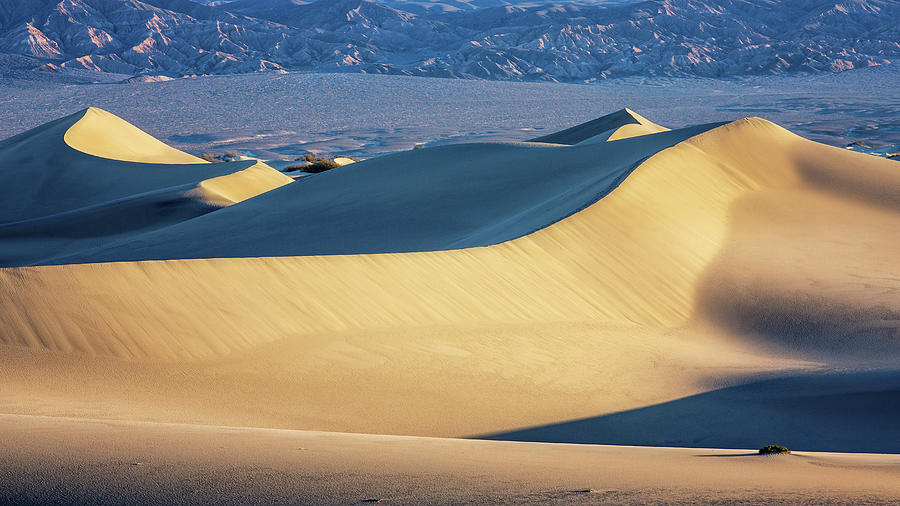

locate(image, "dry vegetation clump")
[[284, 154, 342, 173], [304, 158, 341, 173], [199, 152, 245, 162], [758, 445, 791, 455]]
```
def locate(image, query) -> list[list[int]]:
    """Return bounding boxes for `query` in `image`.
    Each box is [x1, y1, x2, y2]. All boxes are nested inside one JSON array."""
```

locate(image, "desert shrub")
[[758, 445, 790, 455], [199, 152, 220, 162], [303, 158, 341, 173], [414, 144, 425, 149], [283, 164, 307, 172], [224, 152, 240, 159], [303, 153, 316, 162]]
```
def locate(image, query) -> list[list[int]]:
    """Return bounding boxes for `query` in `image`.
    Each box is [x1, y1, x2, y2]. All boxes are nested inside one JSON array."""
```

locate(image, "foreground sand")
[[3, 414, 900, 505]]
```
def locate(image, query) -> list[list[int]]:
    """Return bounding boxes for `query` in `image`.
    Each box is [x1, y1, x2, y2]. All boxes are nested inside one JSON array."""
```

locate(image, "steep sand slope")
[[46, 121, 719, 264], [191, 162, 294, 206], [0, 111, 896, 449], [0, 108, 290, 223], [0, 160, 293, 266], [64, 107, 206, 164], [529, 108, 667, 144], [3, 415, 900, 505], [0, 108, 292, 266]]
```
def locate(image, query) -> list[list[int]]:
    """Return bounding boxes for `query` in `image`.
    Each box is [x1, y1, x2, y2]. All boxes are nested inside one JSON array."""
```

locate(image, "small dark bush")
[[199, 152, 221, 162], [758, 445, 790, 455], [303, 153, 316, 163], [303, 158, 341, 173], [224, 152, 240, 159]]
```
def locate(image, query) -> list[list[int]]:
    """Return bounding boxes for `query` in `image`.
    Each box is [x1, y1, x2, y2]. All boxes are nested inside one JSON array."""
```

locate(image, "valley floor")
[[1, 68, 898, 160]]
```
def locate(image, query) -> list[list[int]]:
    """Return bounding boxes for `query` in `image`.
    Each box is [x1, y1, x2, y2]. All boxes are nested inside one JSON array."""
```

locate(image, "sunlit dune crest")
[[192, 162, 293, 206], [64, 106, 207, 164]]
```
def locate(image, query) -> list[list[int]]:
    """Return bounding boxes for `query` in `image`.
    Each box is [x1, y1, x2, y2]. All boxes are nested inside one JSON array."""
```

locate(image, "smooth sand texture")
[[575, 110, 670, 144], [0, 108, 898, 501], [16, 121, 721, 264], [0, 109, 292, 266], [64, 107, 207, 164], [0, 108, 282, 223], [3, 415, 900, 505], [332, 156, 357, 166], [529, 107, 667, 144], [604, 121, 670, 141], [192, 161, 293, 206]]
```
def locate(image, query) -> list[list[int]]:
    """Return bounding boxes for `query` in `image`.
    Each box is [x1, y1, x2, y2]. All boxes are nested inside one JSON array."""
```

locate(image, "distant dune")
[[0, 106, 897, 462]]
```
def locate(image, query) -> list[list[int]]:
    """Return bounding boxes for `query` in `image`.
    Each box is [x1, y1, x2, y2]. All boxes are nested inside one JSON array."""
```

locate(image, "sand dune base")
[[2, 414, 899, 505]]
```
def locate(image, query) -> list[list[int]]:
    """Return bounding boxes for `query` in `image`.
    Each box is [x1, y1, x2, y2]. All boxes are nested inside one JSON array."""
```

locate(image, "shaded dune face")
[[0, 107, 897, 444], [0, 108, 292, 266], [46, 122, 721, 264], [0, 108, 896, 361], [528, 108, 668, 144], [689, 124, 900, 360]]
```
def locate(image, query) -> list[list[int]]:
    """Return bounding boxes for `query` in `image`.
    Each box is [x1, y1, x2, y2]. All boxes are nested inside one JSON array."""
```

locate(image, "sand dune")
[[192, 162, 293, 206], [529, 108, 668, 144], [0, 107, 897, 458], [45, 121, 721, 264], [0, 109, 291, 266], [64, 107, 206, 165], [0, 108, 290, 223], [3, 415, 900, 505]]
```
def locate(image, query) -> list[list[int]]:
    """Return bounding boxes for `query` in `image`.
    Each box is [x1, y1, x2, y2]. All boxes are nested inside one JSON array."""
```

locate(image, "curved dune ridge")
[[0, 107, 719, 266], [64, 107, 207, 164], [41, 121, 720, 265], [0, 108, 292, 266], [0, 107, 898, 449], [531, 107, 669, 144]]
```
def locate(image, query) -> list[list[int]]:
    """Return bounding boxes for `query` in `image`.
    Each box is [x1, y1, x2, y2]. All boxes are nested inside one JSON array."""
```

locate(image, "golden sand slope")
[[604, 120, 669, 141], [192, 162, 293, 206], [1, 118, 895, 360], [1, 115, 897, 439], [64, 107, 206, 164], [0, 120, 756, 359], [590, 108, 669, 142]]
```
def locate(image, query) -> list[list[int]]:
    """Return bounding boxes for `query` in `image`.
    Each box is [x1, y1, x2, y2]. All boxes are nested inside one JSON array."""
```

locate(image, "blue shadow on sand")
[[476, 370, 900, 453]]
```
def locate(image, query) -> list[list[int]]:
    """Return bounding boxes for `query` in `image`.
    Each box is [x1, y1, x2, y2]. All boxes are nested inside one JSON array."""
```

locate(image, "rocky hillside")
[[1, 0, 897, 81]]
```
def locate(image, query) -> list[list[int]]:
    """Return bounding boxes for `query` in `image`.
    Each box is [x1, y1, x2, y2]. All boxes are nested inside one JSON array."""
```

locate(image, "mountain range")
[[1, 0, 897, 82]]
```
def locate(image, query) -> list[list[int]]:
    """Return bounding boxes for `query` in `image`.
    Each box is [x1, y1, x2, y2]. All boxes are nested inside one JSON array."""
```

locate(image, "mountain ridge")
[[1, 0, 897, 82]]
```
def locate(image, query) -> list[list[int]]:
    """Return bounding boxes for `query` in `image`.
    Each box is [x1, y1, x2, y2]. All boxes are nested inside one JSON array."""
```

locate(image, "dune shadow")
[[477, 371, 900, 453], [691, 174, 900, 361]]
